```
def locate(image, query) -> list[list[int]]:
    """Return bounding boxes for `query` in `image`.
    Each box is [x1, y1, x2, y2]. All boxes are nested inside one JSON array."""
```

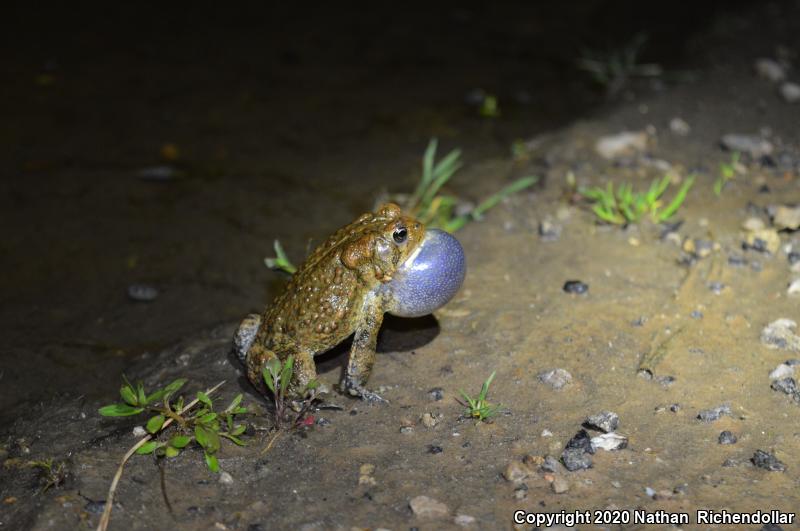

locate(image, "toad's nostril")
[[381, 229, 466, 318]]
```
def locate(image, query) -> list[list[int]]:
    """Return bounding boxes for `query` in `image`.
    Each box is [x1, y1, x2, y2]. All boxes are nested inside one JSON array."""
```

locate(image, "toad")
[[234, 203, 466, 403]]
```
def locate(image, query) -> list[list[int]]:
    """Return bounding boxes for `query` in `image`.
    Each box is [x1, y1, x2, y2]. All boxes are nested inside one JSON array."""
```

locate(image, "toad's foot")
[[345, 383, 389, 404]]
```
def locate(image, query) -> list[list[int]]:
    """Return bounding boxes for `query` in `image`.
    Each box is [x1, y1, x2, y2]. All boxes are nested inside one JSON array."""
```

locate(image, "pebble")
[[428, 388, 444, 401], [218, 472, 234, 485], [551, 476, 570, 494], [514, 485, 528, 500], [708, 281, 725, 294], [780, 82, 800, 104], [132, 426, 147, 437], [127, 283, 159, 302], [761, 319, 800, 351], [696, 405, 731, 422], [595, 131, 648, 159], [690, 310, 704, 319], [787, 279, 800, 295], [754, 58, 786, 82], [503, 461, 530, 482], [561, 429, 594, 471], [538, 368, 573, 390], [669, 117, 690, 136], [788, 251, 800, 267], [454, 514, 476, 527], [771, 205, 800, 230], [770, 377, 797, 396], [743, 228, 780, 254], [421, 413, 439, 428], [584, 411, 619, 433], [742, 217, 765, 231], [720, 134, 774, 158], [769, 363, 795, 380], [539, 217, 562, 241], [541, 455, 563, 473], [728, 253, 747, 267], [718, 431, 737, 445], [751, 450, 786, 472], [409, 495, 449, 519], [591, 432, 628, 451], [563, 280, 588, 294], [137, 165, 178, 181], [428, 445, 443, 455]]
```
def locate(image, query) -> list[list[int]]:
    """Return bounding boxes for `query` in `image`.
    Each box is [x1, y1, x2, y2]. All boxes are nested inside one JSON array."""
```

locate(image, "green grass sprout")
[[714, 151, 741, 196], [577, 33, 662, 97], [407, 138, 538, 232], [579, 174, 694, 225], [27, 458, 67, 493], [457, 371, 503, 423], [264, 239, 297, 274]]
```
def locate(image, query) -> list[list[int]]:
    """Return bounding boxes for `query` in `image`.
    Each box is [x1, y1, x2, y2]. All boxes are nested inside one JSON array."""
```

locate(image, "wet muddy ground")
[[3, 2, 800, 530]]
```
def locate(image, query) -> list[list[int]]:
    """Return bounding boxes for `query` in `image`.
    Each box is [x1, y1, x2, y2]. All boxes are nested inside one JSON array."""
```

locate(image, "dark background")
[[0, 1, 758, 416]]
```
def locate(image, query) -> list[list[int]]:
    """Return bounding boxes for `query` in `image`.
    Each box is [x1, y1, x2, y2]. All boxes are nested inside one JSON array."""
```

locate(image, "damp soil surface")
[[3, 2, 800, 530]]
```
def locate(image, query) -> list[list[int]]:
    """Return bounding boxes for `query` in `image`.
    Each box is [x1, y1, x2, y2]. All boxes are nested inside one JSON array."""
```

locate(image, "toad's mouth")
[[381, 229, 466, 318]]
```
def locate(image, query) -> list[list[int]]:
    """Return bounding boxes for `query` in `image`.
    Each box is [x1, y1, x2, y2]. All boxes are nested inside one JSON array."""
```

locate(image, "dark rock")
[[728, 254, 747, 267], [669, 403, 681, 413], [751, 450, 786, 472], [708, 281, 725, 294], [722, 458, 741, 467], [786, 359, 800, 366], [771, 377, 797, 395], [561, 429, 594, 471], [697, 405, 731, 422], [788, 252, 800, 266], [563, 280, 588, 294], [718, 431, 737, 445], [316, 417, 331, 427], [656, 375, 676, 387], [584, 411, 619, 433], [428, 445, 443, 454], [428, 387, 444, 401]]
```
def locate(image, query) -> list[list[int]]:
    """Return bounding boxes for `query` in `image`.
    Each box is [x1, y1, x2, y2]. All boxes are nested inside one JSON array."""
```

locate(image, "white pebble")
[[780, 82, 800, 104], [754, 58, 786, 82], [769, 363, 795, 380], [219, 471, 234, 485]]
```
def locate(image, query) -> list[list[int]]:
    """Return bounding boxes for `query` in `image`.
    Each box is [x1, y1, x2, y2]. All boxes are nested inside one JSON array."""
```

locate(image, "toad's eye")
[[393, 227, 408, 244]]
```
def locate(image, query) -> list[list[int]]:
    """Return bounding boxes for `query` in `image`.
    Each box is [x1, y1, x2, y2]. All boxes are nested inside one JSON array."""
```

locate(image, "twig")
[[260, 429, 282, 456], [96, 380, 225, 531]]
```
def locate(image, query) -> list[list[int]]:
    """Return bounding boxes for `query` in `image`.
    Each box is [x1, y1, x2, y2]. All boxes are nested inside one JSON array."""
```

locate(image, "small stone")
[[218, 472, 234, 485], [761, 318, 800, 351], [591, 432, 628, 451], [787, 279, 800, 295], [751, 450, 786, 472], [654, 490, 674, 501], [563, 280, 588, 294], [718, 431, 737, 445], [421, 413, 438, 428], [728, 253, 747, 267], [669, 403, 681, 412], [743, 228, 780, 254], [454, 514, 476, 527], [690, 310, 704, 319], [551, 476, 570, 494], [409, 495, 449, 519], [400, 426, 414, 434], [595, 131, 648, 159], [127, 283, 159, 302], [771, 363, 797, 380], [645, 487, 656, 498], [428, 388, 444, 401], [561, 429, 594, 471], [541, 429, 553, 437], [538, 368, 573, 390], [722, 458, 740, 467], [359, 463, 375, 476], [540, 455, 563, 473], [669, 117, 690, 136], [132, 426, 147, 437], [742, 217, 765, 231], [721, 134, 774, 158], [770, 377, 797, 395], [503, 461, 530, 482], [539, 217, 562, 241], [428, 445, 443, 455], [708, 281, 725, 294], [780, 82, 800, 104], [754, 58, 786, 82], [760, 524, 785, 531], [514, 486, 528, 500], [788, 251, 800, 266], [771, 205, 800, 230], [697, 405, 731, 422], [584, 411, 619, 433], [656, 375, 676, 387]]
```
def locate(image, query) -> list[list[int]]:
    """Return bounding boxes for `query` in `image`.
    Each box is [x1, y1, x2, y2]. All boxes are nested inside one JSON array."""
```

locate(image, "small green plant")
[[479, 94, 500, 118], [262, 355, 319, 432], [264, 239, 297, 274], [99, 377, 248, 473], [579, 174, 694, 225], [714, 151, 741, 196], [406, 139, 538, 232], [458, 371, 502, 423], [577, 33, 662, 97], [27, 458, 67, 493]]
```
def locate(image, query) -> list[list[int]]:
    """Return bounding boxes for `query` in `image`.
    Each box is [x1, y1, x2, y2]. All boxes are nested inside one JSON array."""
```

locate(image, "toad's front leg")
[[343, 294, 388, 404]]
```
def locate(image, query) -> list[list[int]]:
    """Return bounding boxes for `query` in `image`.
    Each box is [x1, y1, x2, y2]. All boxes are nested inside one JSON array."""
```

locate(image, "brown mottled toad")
[[234, 203, 466, 403]]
